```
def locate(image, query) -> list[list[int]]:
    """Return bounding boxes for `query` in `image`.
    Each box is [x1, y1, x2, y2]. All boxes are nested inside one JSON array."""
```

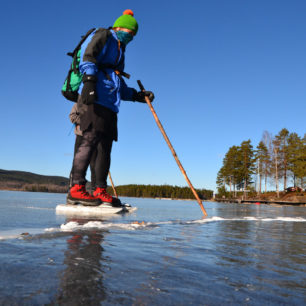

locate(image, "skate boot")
[[67, 184, 101, 206], [93, 187, 122, 207]]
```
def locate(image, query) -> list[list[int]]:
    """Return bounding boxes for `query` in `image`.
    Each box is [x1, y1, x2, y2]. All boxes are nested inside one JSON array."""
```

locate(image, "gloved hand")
[[81, 74, 97, 105], [133, 89, 155, 103]]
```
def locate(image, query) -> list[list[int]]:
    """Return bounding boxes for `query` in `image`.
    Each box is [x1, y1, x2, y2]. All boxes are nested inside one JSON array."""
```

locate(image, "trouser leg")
[[95, 137, 113, 189], [89, 149, 97, 192], [71, 129, 100, 186], [69, 135, 83, 188]]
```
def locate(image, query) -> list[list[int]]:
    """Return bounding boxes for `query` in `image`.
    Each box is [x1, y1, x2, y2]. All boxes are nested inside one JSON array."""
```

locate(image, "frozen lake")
[[0, 190, 305, 305]]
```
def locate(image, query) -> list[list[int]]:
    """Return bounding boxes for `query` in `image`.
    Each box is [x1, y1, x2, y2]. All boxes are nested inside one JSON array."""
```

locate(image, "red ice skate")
[[93, 187, 122, 207], [67, 184, 101, 206]]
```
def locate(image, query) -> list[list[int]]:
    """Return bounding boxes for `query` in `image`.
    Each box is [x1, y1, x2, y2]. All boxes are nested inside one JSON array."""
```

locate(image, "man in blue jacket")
[[67, 10, 154, 206]]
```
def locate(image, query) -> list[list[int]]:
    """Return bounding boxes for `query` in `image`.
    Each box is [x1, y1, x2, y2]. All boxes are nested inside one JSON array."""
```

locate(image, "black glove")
[[133, 89, 155, 103], [81, 74, 97, 105]]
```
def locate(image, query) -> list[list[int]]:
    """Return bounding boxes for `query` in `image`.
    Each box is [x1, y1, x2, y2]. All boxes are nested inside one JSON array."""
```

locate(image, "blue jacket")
[[78, 29, 135, 113]]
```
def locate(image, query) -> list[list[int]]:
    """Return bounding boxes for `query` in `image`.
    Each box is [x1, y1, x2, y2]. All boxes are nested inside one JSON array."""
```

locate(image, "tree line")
[[0, 181, 68, 193], [216, 129, 305, 198], [107, 184, 213, 200], [0, 180, 213, 200]]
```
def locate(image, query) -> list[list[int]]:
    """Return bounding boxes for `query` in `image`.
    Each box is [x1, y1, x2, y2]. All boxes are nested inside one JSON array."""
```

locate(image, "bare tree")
[[272, 137, 281, 198], [262, 131, 273, 193], [256, 141, 269, 195]]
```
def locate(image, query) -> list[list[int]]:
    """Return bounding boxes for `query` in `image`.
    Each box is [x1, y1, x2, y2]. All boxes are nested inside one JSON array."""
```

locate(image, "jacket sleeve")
[[79, 28, 109, 76], [120, 78, 136, 101]]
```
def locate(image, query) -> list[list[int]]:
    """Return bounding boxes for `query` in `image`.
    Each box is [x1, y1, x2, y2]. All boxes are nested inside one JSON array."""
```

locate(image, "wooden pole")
[[108, 171, 118, 198], [137, 80, 207, 217]]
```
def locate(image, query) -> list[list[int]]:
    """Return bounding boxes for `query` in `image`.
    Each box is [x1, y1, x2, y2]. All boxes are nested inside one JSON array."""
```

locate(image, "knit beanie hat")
[[113, 9, 138, 35]]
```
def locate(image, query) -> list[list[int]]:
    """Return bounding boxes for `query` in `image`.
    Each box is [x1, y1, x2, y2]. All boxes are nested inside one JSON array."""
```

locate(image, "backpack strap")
[[98, 63, 130, 79], [82, 28, 111, 64], [97, 37, 130, 79]]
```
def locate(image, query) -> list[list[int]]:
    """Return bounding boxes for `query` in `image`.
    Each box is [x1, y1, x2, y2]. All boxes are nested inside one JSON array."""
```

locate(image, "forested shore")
[[0, 169, 213, 200], [0, 183, 213, 200], [216, 128, 305, 199], [107, 184, 213, 200], [0, 169, 69, 193]]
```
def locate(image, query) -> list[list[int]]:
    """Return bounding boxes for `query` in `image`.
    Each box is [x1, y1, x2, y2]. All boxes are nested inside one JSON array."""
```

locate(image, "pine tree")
[[287, 133, 306, 188], [226, 146, 241, 196], [272, 137, 281, 198], [216, 166, 226, 190], [239, 140, 255, 198], [275, 128, 290, 190], [261, 131, 274, 192], [255, 141, 269, 194], [216, 146, 241, 197]]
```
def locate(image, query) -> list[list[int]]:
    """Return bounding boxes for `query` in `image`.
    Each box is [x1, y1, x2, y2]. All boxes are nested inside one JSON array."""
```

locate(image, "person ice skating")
[[67, 9, 154, 206], [69, 103, 115, 197]]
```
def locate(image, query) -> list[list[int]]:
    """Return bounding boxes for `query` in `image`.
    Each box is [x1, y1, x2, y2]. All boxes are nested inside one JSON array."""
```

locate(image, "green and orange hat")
[[113, 9, 138, 35]]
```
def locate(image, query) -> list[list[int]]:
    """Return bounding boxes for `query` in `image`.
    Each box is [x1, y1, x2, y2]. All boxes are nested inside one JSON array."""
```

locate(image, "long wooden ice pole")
[[108, 172, 118, 198], [137, 80, 207, 217]]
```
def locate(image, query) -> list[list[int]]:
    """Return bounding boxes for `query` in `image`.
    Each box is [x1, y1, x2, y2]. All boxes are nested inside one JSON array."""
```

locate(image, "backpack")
[[61, 28, 96, 102], [61, 28, 129, 102]]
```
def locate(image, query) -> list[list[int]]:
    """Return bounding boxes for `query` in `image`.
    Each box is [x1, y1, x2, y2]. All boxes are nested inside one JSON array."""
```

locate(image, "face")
[[113, 27, 135, 36]]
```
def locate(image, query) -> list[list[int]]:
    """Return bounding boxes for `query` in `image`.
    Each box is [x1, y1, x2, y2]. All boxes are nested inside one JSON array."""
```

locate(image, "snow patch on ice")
[[43, 216, 306, 234], [187, 216, 306, 224], [25, 206, 53, 210], [260, 217, 306, 222], [57, 220, 146, 232], [1, 216, 305, 240]]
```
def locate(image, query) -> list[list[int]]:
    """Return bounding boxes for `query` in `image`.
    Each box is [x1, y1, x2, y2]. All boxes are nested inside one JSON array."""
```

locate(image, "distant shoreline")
[[2, 188, 305, 205], [0, 188, 212, 202], [0, 169, 213, 200], [214, 197, 306, 206], [0, 187, 67, 194]]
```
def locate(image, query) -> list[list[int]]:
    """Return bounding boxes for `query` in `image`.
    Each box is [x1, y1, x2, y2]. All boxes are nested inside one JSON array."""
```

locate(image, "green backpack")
[[61, 28, 96, 102], [62, 28, 130, 102]]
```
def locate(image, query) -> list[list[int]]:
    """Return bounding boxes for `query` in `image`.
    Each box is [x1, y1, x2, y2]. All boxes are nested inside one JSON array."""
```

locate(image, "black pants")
[[69, 135, 97, 190], [71, 128, 113, 189]]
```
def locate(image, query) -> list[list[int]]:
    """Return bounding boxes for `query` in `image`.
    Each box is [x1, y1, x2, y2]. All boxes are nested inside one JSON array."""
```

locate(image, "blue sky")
[[0, 0, 305, 192]]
